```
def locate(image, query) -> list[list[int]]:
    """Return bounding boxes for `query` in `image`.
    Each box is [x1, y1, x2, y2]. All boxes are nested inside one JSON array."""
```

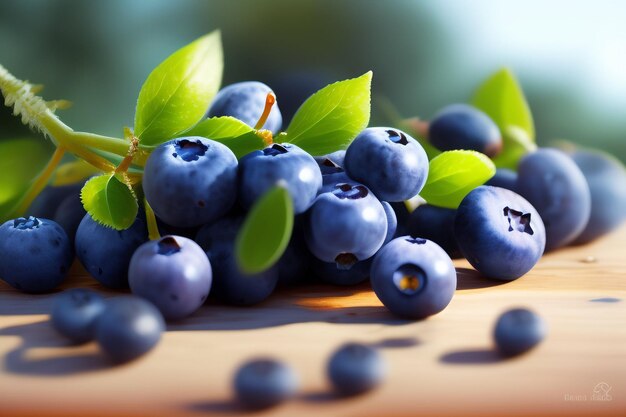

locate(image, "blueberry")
[[51, 288, 106, 344], [381, 201, 398, 245], [305, 183, 387, 268], [406, 204, 461, 258], [52, 191, 86, 242], [371, 236, 456, 319], [327, 343, 386, 396], [344, 127, 429, 202], [76, 214, 147, 289], [239, 143, 322, 214], [494, 308, 546, 357], [128, 235, 212, 320], [516, 148, 591, 251], [207, 81, 283, 134], [195, 217, 278, 305], [428, 104, 501, 157], [312, 256, 372, 286], [0, 216, 73, 293], [486, 168, 518, 192], [314, 150, 346, 175], [320, 171, 357, 194], [95, 296, 164, 363], [233, 358, 298, 409], [277, 215, 313, 286], [570, 149, 626, 244], [455, 186, 546, 280], [389, 201, 412, 237], [28, 183, 83, 219], [142, 136, 238, 228]]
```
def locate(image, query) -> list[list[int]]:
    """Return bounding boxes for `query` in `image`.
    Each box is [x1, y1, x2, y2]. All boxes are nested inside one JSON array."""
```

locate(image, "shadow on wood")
[[439, 348, 502, 365], [455, 268, 510, 290]]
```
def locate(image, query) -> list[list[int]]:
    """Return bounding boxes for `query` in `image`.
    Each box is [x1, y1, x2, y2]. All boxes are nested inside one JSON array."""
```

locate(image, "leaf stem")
[[143, 197, 161, 241], [8, 146, 66, 218]]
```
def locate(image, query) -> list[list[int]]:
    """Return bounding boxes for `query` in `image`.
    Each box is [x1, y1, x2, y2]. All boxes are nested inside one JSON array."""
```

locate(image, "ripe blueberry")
[[51, 288, 106, 344], [494, 307, 546, 357], [233, 358, 298, 409], [327, 343, 386, 396]]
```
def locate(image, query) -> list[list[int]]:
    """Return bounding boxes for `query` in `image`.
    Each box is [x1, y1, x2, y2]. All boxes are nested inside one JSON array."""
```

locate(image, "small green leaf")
[[0, 138, 51, 209], [134, 31, 223, 147], [81, 174, 138, 230], [286, 72, 372, 155], [420, 150, 496, 209], [235, 186, 294, 274], [471, 68, 535, 141], [51, 159, 101, 186], [183, 116, 266, 158], [491, 126, 537, 170]]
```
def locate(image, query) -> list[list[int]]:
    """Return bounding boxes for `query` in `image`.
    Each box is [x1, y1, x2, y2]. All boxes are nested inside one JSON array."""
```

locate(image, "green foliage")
[[183, 116, 266, 158], [81, 174, 138, 230], [420, 150, 496, 208], [491, 126, 537, 170]]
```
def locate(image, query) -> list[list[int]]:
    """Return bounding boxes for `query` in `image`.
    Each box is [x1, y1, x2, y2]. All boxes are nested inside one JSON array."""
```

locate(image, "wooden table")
[[1, 225, 625, 417]]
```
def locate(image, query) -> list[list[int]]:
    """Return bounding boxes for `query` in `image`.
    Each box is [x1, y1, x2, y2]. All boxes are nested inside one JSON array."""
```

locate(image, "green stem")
[[8, 147, 66, 218], [70, 131, 133, 158], [143, 198, 161, 241]]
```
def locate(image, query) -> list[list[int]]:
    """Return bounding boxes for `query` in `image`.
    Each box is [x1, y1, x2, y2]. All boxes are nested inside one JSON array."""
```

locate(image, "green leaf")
[[235, 186, 294, 274], [0, 138, 52, 211], [51, 158, 101, 186], [491, 126, 537, 170], [420, 150, 496, 209], [471, 68, 535, 141], [285, 72, 372, 155], [134, 31, 223, 147], [183, 116, 266, 158], [81, 174, 138, 230]]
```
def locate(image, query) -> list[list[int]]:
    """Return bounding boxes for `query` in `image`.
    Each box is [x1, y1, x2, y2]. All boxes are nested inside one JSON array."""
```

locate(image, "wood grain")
[[1, 225, 625, 417]]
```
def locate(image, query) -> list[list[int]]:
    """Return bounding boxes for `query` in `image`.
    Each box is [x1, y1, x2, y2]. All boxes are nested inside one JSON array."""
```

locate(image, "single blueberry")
[[51, 288, 106, 344], [406, 204, 461, 258], [327, 343, 386, 396], [52, 191, 86, 243], [486, 168, 518, 192], [233, 358, 298, 409], [371, 236, 456, 319], [455, 186, 546, 280], [494, 307, 547, 357], [314, 150, 346, 175]]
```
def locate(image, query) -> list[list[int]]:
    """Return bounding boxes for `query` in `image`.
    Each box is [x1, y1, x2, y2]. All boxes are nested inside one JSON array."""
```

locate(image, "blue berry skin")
[[516, 148, 591, 251], [486, 168, 518, 192], [196, 217, 278, 305], [320, 171, 357, 194], [327, 343, 386, 396], [571, 150, 626, 244], [428, 104, 502, 157], [239, 143, 322, 214], [277, 215, 313, 286], [75, 214, 147, 289], [312, 256, 372, 286], [494, 308, 547, 357], [207, 81, 283, 134], [407, 205, 461, 259], [95, 296, 164, 363], [315, 150, 346, 175], [128, 236, 212, 320], [305, 183, 387, 267], [28, 183, 83, 219], [0, 217, 73, 293], [52, 192, 86, 242], [143, 136, 238, 228], [371, 237, 456, 319], [344, 127, 429, 202], [389, 202, 411, 237], [51, 288, 106, 344], [381, 201, 397, 245], [234, 358, 298, 409], [455, 186, 546, 280]]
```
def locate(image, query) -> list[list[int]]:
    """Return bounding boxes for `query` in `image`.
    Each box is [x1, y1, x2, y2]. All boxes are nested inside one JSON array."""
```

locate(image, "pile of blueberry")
[[0, 78, 625, 406]]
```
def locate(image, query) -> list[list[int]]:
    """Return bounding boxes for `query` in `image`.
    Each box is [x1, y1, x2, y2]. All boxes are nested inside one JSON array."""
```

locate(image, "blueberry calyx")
[[386, 129, 409, 145], [322, 158, 343, 173], [172, 139, 208, 162], [263, 143, 290, 156], [406, 237, 427, 245], [157, 236, 182, 255], [14, 216, 41, 230], [332, 183, 369, 200], [335, 253, 358, 270], [393, 264, 426, 295], [503, 206, 534, 235]]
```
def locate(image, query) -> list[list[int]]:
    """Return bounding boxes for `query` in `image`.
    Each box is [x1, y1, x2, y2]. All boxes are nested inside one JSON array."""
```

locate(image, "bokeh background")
[[1, 0, 625, 161]]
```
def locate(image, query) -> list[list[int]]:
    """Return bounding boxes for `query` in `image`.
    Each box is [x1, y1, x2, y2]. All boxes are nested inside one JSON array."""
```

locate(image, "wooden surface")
[[1, 225, 626, 417]]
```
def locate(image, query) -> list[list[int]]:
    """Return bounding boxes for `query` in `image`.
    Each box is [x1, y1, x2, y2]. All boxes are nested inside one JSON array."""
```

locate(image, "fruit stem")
[[254, 92, 276, 130], [115, 137, 140, 174], [6, 146, 66, 218], [143, 197, 161, 241]]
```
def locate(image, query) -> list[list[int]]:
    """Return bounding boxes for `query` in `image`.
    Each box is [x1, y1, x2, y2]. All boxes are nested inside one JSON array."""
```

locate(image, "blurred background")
[[1, 0, 625, 161]]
